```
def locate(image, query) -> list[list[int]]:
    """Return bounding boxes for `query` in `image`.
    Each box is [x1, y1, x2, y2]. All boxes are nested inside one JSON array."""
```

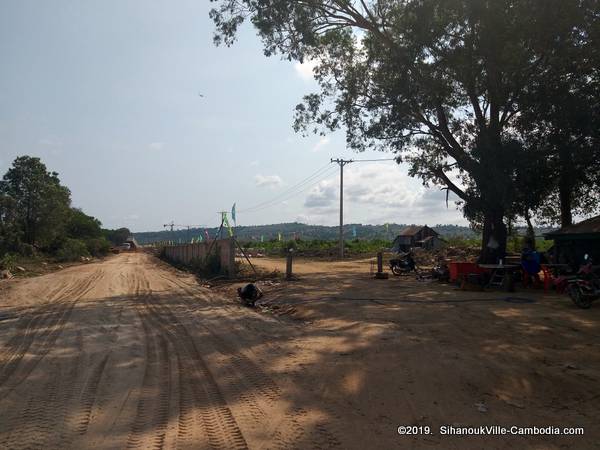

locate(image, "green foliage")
[[242, 238, 393, 257], [103, 227, 131, 246], [0, 156, 71, 248], [134, 223, 478, 245], [0, 253, 17, 271], [55, 238, 90, 262], [0, 155, 122, 263], [85, 237, 111, 257], [67, 209, 103, 240], [210, 0, 600, 262]]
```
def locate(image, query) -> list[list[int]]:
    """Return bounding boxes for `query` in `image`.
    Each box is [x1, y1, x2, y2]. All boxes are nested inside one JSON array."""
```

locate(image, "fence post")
[[286, 250, 293, 280], [374, 251, 388, 279], [227, 238, 235, 278]]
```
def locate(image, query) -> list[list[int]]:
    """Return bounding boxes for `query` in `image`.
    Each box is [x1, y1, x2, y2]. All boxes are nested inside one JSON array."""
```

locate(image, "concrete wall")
[[163, 238, 235, 277]]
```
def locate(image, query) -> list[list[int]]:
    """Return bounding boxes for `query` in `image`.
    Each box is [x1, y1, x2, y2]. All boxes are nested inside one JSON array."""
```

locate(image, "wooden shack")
[[544, 215, 600, 266], [391, 225, 443, 253]]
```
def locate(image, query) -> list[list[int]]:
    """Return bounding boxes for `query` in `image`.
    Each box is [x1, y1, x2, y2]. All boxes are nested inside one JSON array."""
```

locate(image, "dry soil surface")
[[0, 253, 599, 450]]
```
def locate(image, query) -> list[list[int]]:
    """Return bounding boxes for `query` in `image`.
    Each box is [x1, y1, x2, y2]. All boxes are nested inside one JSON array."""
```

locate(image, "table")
[[478, 264, 520, 291]]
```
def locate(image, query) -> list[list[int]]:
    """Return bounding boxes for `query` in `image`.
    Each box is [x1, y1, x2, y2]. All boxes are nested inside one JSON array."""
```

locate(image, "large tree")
[[211, 0, 599, 261], [516, 13, 600, 227], [0, 156, 71, 248]]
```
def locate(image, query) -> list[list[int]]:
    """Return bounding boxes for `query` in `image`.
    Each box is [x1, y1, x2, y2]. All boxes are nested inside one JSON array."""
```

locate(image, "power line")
[[241, 165, 338, 214], [350, 158, 396, 162], [238, 162, 335, 213]]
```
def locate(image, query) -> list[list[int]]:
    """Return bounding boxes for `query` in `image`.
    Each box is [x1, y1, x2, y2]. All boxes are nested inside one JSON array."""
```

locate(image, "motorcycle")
[[566, 254, 600, 309], [389, 252, 418, 276]]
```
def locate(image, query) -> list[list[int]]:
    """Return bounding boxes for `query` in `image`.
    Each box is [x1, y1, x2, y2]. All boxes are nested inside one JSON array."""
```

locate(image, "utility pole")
[[331, 158, 353, 259]]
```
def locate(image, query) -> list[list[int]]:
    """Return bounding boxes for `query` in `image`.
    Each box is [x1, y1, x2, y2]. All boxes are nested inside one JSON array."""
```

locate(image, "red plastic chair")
[[541, 264, 562, 293]]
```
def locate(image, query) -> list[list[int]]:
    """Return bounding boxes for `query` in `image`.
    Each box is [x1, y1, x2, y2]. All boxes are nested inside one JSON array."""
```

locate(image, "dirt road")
[[0, 253, 599, 449]]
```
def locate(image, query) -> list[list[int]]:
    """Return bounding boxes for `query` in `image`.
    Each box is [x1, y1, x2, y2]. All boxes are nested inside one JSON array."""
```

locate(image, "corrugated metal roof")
[[545, 215, 600, 236], [398, 225, 438, 236]]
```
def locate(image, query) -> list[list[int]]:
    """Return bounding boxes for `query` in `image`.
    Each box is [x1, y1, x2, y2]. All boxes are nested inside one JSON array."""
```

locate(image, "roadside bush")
[[85, 237, 111, 257], [0, 253, 17, 271], [55, 238, 90, 262]]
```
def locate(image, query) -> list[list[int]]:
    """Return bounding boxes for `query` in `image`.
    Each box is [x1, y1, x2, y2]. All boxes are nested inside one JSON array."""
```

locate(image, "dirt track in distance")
[[0, 252, 599, 449]]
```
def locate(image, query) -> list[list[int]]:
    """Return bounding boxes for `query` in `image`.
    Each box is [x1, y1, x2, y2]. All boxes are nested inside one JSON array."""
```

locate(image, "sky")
[[0, 0, 467, 232]]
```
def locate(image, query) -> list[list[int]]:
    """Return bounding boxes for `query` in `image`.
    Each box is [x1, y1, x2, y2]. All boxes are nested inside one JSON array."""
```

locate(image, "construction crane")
[[163, 222, 205, 242]]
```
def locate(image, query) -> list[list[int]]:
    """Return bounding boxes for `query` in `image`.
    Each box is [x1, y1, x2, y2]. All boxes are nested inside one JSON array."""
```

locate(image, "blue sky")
[[0, 0, 466, 231]]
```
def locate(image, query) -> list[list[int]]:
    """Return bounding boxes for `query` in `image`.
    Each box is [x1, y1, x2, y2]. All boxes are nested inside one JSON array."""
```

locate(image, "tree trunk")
[[558, 145, 573, 227], [479, 210, 507, 264], [525, 210, 536, 250]]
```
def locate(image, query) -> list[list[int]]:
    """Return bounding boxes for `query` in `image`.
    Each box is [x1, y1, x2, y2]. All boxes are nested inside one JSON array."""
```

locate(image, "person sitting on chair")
[[521, 244, 541, 286]]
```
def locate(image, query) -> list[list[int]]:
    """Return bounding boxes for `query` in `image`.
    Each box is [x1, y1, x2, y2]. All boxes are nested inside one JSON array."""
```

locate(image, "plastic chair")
[[540, 264, 557, 293]]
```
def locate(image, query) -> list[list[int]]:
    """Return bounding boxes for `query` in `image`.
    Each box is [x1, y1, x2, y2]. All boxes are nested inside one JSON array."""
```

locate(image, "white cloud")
[[311, 136, 330, 153], [294, 59, 318, 81], [254, 174, 283, 189], [149, 142, 165, 150], [304, 179, 337, 207], [301, 163, 463, 225]]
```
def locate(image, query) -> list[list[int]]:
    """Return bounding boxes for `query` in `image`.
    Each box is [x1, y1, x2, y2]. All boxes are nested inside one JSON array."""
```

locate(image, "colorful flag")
[[385, 223, 389, 233], [352, 226, 357, 238], [278, 232, 282, 242], [231, 203, 237, 226], [223, 213, 234, 237], [204, 229, 210, 242], [198, 235, 203, 242], [260, 235, 264, 243]]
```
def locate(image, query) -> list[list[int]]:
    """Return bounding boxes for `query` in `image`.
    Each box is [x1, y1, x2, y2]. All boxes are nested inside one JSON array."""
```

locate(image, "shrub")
[[85, 237, 111, 257], [0, 253, 17, 271], [55, 238, 89, 262]]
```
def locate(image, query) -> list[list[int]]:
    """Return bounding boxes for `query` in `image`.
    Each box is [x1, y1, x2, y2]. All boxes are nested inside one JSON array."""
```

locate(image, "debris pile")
[[411, 246, 480, 267], [1, 270, 13, 279]]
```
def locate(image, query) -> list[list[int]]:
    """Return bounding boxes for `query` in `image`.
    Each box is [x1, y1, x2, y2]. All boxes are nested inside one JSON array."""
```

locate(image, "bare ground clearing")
[[0, 253, 598, 449]]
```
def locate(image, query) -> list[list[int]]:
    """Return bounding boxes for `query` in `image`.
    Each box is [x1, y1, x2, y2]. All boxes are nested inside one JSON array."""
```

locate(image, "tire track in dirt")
[[0, 270, 104, 399], [158, 273, 343, 449], [0, 270, 110, 450], [157, 274, 282, 402], [1, 363, 62, 449], [135, 274, 248, 450], [75, 353, 110, 435], [126, 289, 172, 450]]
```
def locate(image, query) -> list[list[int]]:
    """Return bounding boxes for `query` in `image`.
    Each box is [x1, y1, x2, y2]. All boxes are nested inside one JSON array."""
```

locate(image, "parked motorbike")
[[566, 254, 600, 309], [389, 252, 417, 276]]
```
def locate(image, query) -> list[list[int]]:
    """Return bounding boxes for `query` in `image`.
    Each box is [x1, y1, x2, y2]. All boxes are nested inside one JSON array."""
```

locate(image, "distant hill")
[[133, 222, 480, 245]]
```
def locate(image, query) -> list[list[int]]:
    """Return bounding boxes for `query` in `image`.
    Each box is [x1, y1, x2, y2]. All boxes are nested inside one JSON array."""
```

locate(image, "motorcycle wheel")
[[568, 285, 592, 309], [391, 265, 403, 276]]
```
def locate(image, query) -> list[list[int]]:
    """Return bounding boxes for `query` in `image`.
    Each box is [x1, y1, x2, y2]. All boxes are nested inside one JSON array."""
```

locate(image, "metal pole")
[[331, 158, 352, 260], [339, 161, 344, 259]]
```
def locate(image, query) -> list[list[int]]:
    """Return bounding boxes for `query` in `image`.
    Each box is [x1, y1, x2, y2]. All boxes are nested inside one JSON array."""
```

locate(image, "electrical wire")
[[238, 157, 396, 215], [238, 162, 334, 213], [240, 165, 339, 213]]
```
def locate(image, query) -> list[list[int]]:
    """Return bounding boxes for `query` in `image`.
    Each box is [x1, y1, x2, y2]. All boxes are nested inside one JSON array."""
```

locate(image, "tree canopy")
[[0, 156, 71, 249], [211, 0, 600, 261], [0, 156, 122, 261]]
